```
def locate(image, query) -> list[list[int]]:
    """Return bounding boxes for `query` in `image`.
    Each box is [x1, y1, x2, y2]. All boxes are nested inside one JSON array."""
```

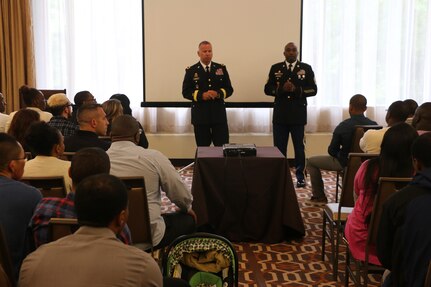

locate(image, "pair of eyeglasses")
[[13, 156, 28, 162]]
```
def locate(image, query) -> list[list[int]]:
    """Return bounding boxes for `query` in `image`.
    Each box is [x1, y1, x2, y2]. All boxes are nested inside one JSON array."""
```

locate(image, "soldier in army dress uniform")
[[264, 42, 317, 188], [182, 41, 233, 146]]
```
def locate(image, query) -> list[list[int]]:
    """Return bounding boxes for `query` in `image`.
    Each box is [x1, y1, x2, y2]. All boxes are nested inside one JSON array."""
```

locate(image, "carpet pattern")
[[161, 167, 382, 286]]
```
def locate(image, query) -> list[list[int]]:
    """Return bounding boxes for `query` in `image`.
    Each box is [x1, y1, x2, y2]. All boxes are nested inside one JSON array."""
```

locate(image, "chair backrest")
[[0, 225, 15, 287], [0, 266, 12, 287], [366, 177, 412, 252], [21, 176, 67, 198], [351, 125, 383, 153], [425, 260, 431, 287], [39, 89, 67, 101], [119, 177, 153, 250], [339, 153, 379, 209], [24, 152, 33, 160], [49, 218, 79, 242], [98, 136, 111, 142], [59, 152, 75, 161]]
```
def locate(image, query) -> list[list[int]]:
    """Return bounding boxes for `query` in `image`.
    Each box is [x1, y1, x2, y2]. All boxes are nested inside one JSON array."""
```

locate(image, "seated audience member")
[[345, 123, 418, 266], [23, 122, 72, 193], [412, 102, 431, 135], [19, 174, 161, 287], [71, 90, 96, 124], [30, 147, 131, 247], [107, 115, 196, 248], [306, 94, 377, 204], [47, 93, 78, 136], [0, 133, 42, 281], [5, 85, 52, 132], [403, 99, 418, 125], [7, 109, 40, 152], [64, 103, 110, 151], [110, 93, 149, 148], [377, 133, 431, 287], [0, 92, 8, 132], [102, 99, 123, 135], [360, 100, 409, 153]]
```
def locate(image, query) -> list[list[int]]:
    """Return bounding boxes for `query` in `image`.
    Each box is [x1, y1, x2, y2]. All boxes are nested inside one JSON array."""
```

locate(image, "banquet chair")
[[344, 177, 411, 287], [60, 152, 75, 161], [39, 89, 67, 100], [118, 176, 153, 252], [49, 218, 79, 241], [24, 152, 33, 160], [322, 152, 378, 281], [21, 176, 67, 198], [351, 125, 383, 153], [334, 125, 382, 202], [0, 225, 15, 287], [425, 260, 431, 287]]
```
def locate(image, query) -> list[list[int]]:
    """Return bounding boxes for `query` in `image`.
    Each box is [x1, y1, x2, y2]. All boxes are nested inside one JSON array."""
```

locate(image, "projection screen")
[[142, 0, 302, 107]]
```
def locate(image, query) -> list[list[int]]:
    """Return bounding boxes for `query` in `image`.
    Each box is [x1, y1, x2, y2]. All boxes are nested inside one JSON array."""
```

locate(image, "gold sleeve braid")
[[220, 88, 227, 99]]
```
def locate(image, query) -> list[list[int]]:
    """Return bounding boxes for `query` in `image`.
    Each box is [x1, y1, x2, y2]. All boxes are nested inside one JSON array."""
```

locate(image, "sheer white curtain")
[[32, 0, 431, 133], [31, 0, 152, 125], [303, 0, 431, 131]]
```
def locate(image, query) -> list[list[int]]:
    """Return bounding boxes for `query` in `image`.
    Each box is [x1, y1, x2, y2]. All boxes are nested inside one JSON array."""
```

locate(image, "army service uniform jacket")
[[182, 62, 233, 125], [264, 61, 317, 125]]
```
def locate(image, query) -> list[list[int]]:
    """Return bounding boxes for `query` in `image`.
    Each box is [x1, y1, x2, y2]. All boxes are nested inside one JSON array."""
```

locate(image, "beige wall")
[[147, 133, 332, 159]]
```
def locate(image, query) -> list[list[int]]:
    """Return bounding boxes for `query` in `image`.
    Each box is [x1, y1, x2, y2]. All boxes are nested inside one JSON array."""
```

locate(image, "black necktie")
[[288, 63, 293, 72], [205, 66, 210, 73]]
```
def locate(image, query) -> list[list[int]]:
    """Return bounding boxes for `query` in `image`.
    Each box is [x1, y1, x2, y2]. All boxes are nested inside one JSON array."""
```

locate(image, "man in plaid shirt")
[[30, 147, 131, 247], [47, 93, 78, 137]]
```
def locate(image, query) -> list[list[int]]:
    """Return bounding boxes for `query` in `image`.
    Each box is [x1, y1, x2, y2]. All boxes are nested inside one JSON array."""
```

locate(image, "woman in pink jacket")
[[345, 122, 418, 265]]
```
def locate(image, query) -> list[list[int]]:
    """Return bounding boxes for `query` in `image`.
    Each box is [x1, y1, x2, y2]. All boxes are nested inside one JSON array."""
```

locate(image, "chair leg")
[[333, 223, 340, 281], [363, 262, 368, 287], [321, 212, 326, 261], [345, 246, 350, 287], [335, 171, 341, 203]]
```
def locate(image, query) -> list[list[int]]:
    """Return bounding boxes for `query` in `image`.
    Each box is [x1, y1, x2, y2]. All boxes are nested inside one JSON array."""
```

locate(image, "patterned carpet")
[[162, 166, 382, 287]]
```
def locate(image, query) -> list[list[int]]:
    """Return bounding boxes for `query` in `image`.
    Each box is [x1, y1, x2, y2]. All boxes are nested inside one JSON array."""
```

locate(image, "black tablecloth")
[[191, 146, 305, 243]]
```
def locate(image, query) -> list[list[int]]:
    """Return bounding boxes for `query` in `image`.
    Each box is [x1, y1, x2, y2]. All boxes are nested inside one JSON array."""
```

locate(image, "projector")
[[222, 143, 257, 157]]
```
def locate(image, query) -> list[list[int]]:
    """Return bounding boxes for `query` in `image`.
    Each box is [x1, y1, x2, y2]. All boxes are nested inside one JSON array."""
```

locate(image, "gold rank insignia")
[[193, 73, 199, 81]]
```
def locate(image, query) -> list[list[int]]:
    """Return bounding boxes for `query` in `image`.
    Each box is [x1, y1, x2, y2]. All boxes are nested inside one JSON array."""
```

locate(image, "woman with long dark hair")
[[7, 109, 40, 152], [345, 122, 418, 265]]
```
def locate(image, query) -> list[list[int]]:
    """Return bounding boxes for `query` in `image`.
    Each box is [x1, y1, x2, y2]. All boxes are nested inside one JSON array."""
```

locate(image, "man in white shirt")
[[360, 101, 409, 153], [107, 115, 196, 248]]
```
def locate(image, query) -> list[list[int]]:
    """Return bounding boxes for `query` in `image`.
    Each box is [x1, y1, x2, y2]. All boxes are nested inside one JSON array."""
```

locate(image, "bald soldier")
[[182, 41, 234, 146]]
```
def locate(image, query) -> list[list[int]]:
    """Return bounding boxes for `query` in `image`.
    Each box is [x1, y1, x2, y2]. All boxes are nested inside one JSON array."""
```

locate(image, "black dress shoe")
[[296, 179, 306, 188]]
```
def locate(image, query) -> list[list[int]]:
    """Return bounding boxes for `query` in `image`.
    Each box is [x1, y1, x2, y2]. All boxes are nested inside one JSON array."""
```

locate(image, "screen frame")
[[141, 0, 304, 108]]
